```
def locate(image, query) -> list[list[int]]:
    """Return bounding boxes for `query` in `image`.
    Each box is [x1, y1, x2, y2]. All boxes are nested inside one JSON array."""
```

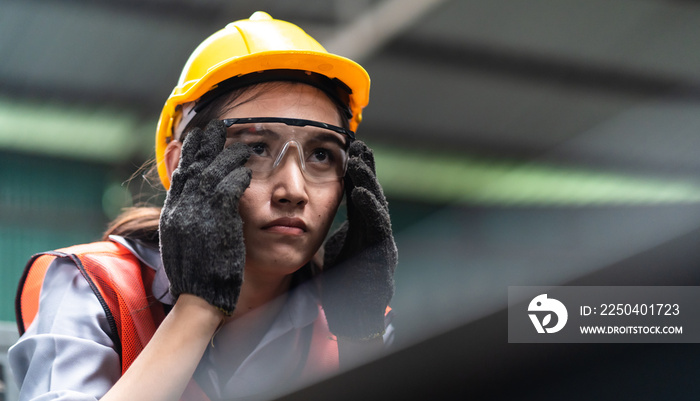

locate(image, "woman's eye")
[[249, 143, 267, 156], [309, 148, 333, 163]]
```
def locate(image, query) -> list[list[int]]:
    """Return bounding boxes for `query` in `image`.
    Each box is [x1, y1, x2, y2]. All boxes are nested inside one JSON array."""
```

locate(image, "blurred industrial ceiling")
[[3, 0, 700, 202]]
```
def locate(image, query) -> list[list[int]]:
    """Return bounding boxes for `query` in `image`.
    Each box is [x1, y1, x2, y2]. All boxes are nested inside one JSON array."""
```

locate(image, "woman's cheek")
[[318, 184, 344, 233], [238, 182, 264, 227]]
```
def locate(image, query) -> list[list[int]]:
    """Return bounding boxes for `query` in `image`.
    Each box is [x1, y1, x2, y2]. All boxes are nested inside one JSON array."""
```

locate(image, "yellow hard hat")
[[155, 11, 370, 189]]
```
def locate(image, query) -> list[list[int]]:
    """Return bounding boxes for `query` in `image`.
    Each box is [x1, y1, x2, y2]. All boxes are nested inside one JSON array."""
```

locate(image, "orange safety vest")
[[15, 240, 341, 389]]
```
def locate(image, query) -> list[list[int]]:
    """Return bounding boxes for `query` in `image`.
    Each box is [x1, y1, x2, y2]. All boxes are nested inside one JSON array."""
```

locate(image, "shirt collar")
[[108, 235, 175, 304]]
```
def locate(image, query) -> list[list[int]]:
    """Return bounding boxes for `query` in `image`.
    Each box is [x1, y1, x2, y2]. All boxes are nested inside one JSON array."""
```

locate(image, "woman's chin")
[[245, 249, 313, 277]]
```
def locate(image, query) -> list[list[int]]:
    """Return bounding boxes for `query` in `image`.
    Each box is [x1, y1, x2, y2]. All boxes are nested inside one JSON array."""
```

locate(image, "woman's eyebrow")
[[227, 127, 282, 140], [308, 132, 347, 148]]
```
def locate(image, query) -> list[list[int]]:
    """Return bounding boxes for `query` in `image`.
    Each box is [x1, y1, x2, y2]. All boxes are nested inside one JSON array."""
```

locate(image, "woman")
[[10, 12, 397, 401]]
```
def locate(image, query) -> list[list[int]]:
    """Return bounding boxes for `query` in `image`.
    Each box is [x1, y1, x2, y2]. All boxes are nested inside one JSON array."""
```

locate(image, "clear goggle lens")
[[222, 117, 354, 183]]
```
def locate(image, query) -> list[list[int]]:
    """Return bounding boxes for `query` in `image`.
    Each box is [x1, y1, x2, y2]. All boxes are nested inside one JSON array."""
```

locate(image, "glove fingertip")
[[188, 120, 227, 166], [348, 140, 376, 172], [203, 119, 227, 148], [224, 142, 253, 165], [348, 140, 368, 157]]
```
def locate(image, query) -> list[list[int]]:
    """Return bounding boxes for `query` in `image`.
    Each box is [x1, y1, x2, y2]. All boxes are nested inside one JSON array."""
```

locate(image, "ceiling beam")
[[322, 0, 448, 62], [386, 37, 700, 100]]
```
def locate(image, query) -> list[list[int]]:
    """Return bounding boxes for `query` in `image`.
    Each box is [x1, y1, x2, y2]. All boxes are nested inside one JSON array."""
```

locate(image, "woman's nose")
[[270, 147, 308, 206]]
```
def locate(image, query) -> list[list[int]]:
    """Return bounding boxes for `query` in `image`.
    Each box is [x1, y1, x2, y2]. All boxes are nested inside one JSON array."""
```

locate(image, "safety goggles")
[[222, 117, 355, 183]]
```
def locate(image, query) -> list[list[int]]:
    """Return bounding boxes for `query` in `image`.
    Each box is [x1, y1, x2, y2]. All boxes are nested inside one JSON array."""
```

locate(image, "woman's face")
[[218, 83, 344, 278]]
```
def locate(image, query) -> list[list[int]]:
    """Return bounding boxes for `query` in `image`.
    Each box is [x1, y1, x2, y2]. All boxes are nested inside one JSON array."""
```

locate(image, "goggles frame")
[[221, 117, 355, 183], [222, 117, 355, 141]]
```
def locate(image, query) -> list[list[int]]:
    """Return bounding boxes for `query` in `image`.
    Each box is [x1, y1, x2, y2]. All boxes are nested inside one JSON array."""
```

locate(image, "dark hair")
[[103, 80, 350, 276], [102, 206, 161, 245]]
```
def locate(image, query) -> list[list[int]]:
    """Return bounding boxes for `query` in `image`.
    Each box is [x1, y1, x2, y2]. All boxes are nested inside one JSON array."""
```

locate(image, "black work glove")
[[322, 140, 398, 340], [159, 120, 252, 316]]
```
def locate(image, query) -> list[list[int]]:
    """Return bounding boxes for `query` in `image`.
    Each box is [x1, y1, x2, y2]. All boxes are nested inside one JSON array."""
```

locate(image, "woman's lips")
[[262, 217, 307, 235]]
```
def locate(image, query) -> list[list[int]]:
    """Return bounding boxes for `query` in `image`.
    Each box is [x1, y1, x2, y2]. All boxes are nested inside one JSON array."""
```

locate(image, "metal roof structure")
[[3, 0, 700, 180]]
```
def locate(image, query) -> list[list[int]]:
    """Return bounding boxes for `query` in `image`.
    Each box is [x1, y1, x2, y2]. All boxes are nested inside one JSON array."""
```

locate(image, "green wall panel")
[[1, 151, 112, 322]]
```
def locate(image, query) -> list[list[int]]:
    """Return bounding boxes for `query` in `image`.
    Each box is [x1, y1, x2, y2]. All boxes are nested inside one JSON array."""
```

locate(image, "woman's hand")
[[322, 140, 398, 341], [159, 120, 252, 316]]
